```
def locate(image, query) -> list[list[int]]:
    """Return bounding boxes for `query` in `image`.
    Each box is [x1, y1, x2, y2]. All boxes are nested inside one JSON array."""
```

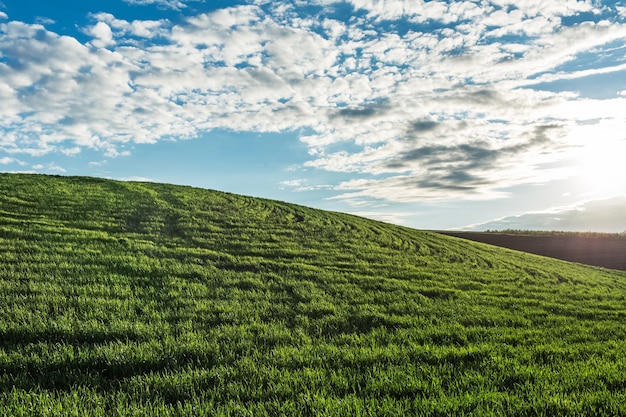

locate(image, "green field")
[[1, 173, 626, 416]]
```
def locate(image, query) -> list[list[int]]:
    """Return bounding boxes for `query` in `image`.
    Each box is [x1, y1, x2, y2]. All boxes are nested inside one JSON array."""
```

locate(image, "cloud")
[[409, 118, 439, 133], [25, 162, 65, 172], [88, 13, 170, 40], [47, 163, 66, 172], [0, 156, 26, 165], [330, 175, 510, 203], [342, 0, 593, 29], [87, 21, 114, 47], [280, 179, 332, 192], [335, 101, 390, 121], [122, 176, 154, 182], [463, 196, 626, 233], [348, 210, 413, 225], [122, 0, 187, 10], [1, 1, 626, 205], [60, 147, 81, 156], [306, 116, 571, 201], [35, 17, 56, 26], [0, 20, 186, 156]]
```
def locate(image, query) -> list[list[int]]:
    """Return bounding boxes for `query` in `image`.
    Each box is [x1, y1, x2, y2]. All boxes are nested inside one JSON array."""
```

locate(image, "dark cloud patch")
[[465, 89, 502, 105], [371, 175, 493, 200], [338, 106, 378, 118], [410, 118, 439, 132], [390, 141, 498, 169], [385, 161, 409, 170], [382, 122, 567, 196], [531, 124, 562, 145], [334, 100, 390, 121], [380, 142, 502, 195], [244, 67, 284, 89], [441, 87, 506, 107], [413, 166, 498, 191], [440, 170, 486, 184], [414, 179, 478, 191]]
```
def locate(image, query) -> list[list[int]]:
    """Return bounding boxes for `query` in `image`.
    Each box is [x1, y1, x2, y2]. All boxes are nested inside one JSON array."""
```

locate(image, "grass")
[[1, 173, 626, 416]]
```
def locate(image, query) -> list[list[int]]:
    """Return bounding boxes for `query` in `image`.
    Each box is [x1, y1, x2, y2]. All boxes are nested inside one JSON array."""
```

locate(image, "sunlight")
[[574, 130, 626, 197]]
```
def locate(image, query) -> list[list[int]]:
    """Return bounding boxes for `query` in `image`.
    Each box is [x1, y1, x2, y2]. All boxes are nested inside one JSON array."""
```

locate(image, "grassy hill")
[[1, 173, 626, 416]]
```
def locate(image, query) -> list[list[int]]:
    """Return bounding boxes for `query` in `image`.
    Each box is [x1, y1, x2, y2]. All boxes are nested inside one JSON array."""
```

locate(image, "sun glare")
[[575, 135, 626, 197]]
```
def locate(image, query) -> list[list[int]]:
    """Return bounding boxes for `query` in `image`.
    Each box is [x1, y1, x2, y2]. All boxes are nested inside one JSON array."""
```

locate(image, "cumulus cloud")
[[122, 0, 187, 10], [88, 21, 114, 47], [88, 13, 170, 40], [1, 0, 626, 204], [28, 162, 65, 172], [0, 156, 26, 165], [464, 196, 626, 233]]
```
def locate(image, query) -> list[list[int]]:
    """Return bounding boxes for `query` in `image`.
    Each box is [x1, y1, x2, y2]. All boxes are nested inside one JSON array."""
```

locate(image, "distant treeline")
[[483, 229, 626, 238], [439, 230, 626, 270]]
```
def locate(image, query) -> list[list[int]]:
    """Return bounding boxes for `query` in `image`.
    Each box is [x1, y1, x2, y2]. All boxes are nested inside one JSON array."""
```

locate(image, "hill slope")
[[1, 173, 626, 416]]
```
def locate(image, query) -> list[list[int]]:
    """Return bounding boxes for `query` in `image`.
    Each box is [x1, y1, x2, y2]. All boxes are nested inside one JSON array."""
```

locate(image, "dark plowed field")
[[437, 231, 626, 271]]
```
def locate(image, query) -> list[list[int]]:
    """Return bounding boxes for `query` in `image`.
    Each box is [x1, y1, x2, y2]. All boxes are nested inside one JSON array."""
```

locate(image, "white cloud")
[[343, 0, 593, 27], [89, 13, 170, 40], [48, 163, 66, 172], [60, 147, 81, 156], [528, 62, 626, 85], [28, 162, 66, 172], [35, 17, 56, 26], [88, 21, 114, 47], [464, 196, 626, 233], [2, 1, 626, 206], [122, 0, 186, 10], [0, 156, 25, 165], [0, 12, 6, 20], [346, 0, 454, 23], [122, 176, 154, 182], [349, 210, 413, 225], [330, 175, 512, 203], [280, 179, 332, 192]]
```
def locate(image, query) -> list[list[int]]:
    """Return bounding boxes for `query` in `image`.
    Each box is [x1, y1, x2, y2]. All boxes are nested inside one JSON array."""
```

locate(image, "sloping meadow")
[[1, 173, 625, 416]]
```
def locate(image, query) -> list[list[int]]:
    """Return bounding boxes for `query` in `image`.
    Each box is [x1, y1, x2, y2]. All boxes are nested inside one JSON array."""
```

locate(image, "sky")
[[1, 0, 626, 232]]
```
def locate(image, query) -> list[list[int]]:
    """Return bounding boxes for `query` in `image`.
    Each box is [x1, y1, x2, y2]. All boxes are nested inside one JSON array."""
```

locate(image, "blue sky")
[[1, 0, 626, 232]]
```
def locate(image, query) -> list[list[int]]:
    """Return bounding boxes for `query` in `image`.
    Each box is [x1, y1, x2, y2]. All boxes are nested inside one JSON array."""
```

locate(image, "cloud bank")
[[1, 0, 626, 204], [464, 196, 626, 233]]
